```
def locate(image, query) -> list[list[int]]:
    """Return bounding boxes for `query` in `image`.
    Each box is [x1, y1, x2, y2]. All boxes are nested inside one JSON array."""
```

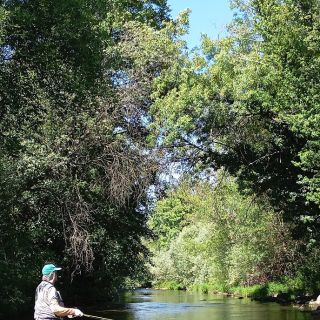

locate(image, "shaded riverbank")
[[154, 281, 320, 313]]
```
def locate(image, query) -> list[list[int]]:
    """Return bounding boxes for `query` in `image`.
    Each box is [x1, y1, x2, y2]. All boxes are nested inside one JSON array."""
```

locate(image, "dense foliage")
[[2, 0, 320, 315], [145, 0, 320, 299], [148, 173, 300, 291], [0, 0, 178, 315], [150, 0, 320, 242]]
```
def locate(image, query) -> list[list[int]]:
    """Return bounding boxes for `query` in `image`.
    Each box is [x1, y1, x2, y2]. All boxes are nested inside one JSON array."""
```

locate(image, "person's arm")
[[47, 287, 82, 317]]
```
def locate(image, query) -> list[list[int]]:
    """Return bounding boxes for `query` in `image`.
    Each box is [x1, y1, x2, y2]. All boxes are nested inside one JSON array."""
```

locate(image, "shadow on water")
[[17, 289, 312, 320], [95, 289, 312, 320]]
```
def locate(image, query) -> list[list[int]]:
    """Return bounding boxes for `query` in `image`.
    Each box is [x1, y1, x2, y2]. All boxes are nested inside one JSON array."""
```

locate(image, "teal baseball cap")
[[42, 264, 62, 275]]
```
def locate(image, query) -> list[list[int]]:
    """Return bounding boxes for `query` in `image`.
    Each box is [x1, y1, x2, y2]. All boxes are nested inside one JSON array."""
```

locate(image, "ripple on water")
[[99, 290, 312, 320]]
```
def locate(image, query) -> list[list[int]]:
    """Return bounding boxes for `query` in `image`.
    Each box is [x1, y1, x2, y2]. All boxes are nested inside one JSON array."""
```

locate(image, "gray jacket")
[[34, 281, 64, 320]]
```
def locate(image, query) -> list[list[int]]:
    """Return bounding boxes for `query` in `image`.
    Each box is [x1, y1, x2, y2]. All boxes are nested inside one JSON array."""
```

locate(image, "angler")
[[34, 263, 83, 320]]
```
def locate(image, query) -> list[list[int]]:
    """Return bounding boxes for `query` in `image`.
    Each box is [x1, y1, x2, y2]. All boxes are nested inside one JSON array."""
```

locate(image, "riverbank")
[[154, 280, 320, 308]]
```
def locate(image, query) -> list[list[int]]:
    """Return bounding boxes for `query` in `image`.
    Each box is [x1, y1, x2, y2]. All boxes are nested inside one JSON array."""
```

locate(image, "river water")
[[94, 289, 311, 320]]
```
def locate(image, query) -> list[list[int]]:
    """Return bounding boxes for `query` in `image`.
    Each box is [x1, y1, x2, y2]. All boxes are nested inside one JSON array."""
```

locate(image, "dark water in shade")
[[93, 289, 311, 320], [17, 289, 312, 320]]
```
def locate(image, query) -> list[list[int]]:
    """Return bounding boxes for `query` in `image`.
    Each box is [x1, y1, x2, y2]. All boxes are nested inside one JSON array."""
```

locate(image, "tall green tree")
[[150, 0, 320, 240], [0, 0, 177, 314]]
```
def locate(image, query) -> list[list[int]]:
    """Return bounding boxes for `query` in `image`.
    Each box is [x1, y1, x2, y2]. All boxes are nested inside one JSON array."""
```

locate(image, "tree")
[[0, 0, 176, 314], [148, 173, 298, 289], [150, 0, 320, 241]]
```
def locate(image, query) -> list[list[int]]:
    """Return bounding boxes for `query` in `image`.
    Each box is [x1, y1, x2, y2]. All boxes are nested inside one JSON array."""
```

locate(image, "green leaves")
[[149, 0, 320, 237], [144, 0, 320, 295], [148, 172, 297, 288], [0, 0, 173, 314]]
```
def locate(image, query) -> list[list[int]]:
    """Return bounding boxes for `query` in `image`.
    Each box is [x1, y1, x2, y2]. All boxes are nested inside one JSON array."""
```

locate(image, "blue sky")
[[167, 0, 234, 49]]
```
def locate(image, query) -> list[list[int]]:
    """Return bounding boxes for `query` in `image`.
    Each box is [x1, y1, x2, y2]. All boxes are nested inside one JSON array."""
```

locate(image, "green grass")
[[155, 274, 310, 301], [191, 277, 307, 300], [230, 284, 266, 297], [230, 278, 307, 300], [192, 283, 229, 294], [155, 281, 185, 290]]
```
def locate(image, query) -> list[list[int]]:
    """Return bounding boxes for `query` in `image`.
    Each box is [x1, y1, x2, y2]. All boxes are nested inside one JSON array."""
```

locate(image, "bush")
[[154, 281, 185, 290], [148, 173, 298, 292]]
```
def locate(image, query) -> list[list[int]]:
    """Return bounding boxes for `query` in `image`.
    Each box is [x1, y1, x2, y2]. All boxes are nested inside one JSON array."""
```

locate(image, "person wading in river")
[[34, 263, 83, 320]]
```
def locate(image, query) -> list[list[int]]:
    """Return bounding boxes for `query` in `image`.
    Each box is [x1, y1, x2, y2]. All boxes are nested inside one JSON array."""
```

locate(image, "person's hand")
[[74, 308, 84, 317]]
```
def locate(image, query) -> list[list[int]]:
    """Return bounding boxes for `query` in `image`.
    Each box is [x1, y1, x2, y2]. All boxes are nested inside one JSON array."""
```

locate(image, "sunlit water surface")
[[96, 289, 311, 320]]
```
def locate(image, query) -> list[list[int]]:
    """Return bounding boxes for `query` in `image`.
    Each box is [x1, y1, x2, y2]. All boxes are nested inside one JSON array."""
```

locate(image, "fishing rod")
[[83, 313, 113, 320]]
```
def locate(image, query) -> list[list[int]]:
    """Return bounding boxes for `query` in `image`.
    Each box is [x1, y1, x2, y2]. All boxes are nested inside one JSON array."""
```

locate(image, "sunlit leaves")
[[148, 172, 297, 288]]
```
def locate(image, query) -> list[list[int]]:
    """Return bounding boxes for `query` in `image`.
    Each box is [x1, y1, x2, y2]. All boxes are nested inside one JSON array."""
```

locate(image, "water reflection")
[[98, 289, 311, 320]]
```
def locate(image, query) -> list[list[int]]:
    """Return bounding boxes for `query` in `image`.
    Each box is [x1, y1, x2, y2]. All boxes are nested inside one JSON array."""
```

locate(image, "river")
[[92, 289, 311, 320]]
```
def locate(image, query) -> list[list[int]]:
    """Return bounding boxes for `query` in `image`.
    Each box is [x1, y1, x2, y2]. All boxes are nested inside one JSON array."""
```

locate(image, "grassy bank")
[[154, 276, 315, 302], [155, 281, 186, 290]]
